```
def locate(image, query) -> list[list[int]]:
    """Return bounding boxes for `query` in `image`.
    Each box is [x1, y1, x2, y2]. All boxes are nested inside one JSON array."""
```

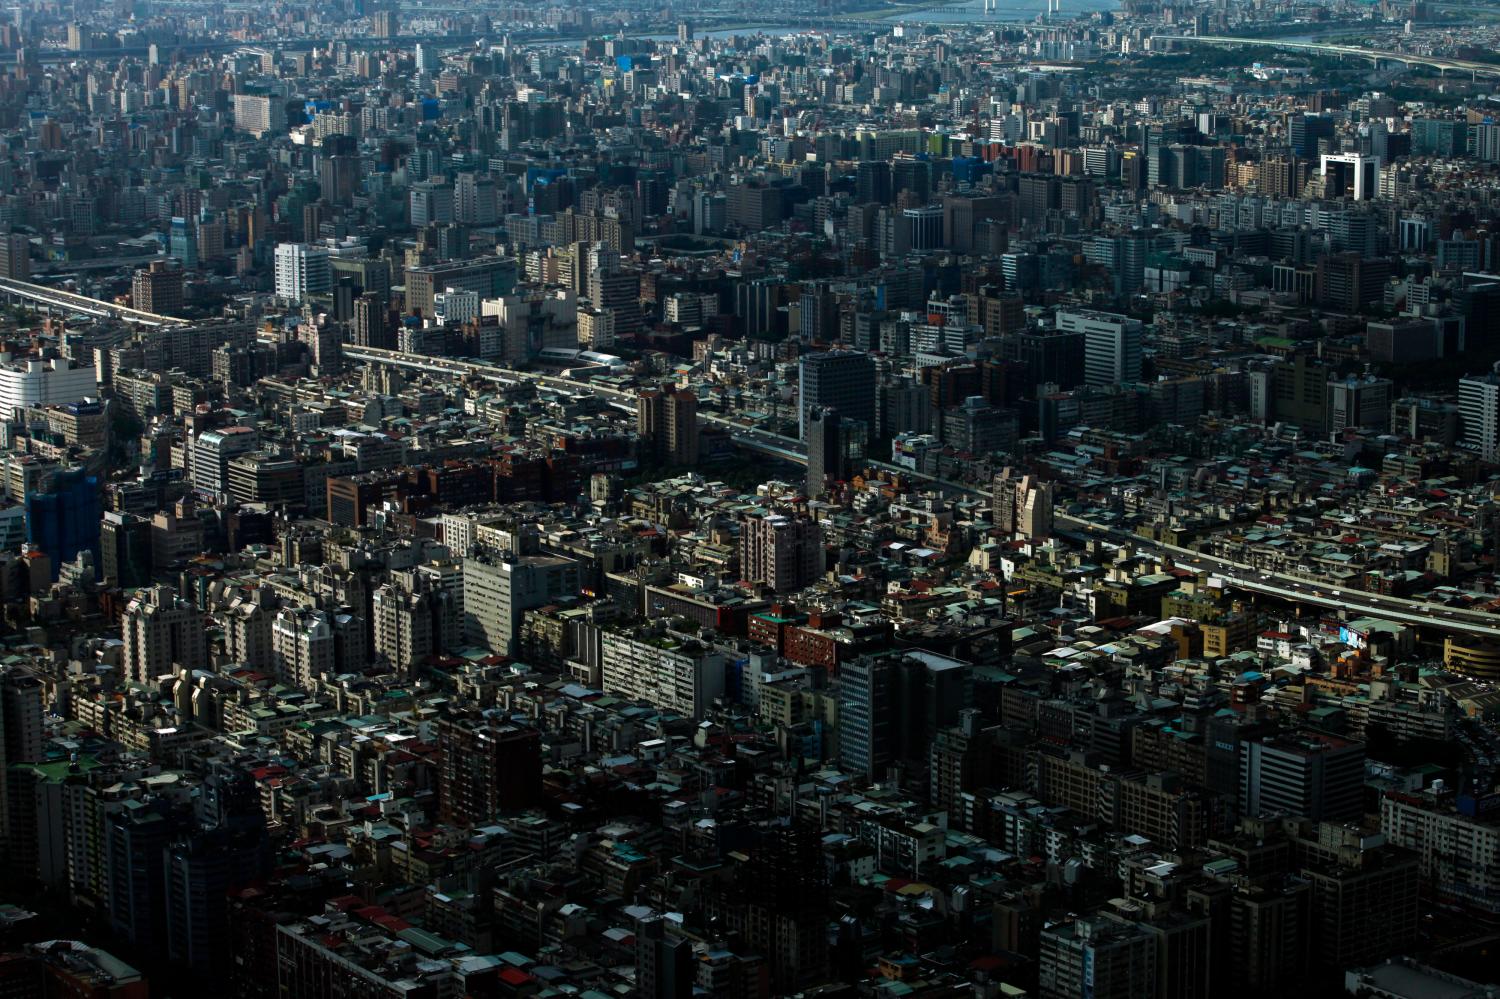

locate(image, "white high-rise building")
[[1460, 371, 1500, 461], [274, 242, 331, 303], [190, 425, 260, 501], [433, 286, 480, 327], [462, 552, 580, 656], [1056, 308, 1143, 387], [0, 356, 97, 420]]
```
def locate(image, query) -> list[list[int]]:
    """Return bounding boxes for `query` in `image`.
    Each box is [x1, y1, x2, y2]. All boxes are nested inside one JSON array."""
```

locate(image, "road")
[[1, 283, 1492, 642], [1152, 33, 1500, 77], [335, 349, 1500, 639]]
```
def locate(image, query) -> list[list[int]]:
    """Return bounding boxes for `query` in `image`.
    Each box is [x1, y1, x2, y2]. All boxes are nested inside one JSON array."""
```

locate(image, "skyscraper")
[[100, 511, 152, 588], [273, 242, 331, 303], [798, 350, 876, 440], [1056, 308, 1143, 386], [805, 406, 844, 498], [1459, 371, 1500, 461]]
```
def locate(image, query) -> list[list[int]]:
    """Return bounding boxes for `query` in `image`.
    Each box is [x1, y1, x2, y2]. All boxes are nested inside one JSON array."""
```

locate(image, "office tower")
[[805, 406, 844, 498], [637, 916, 693, 999], [837, 653, 969, 781], [1039, 917, 1157, 999], [1239, 733, 1365, 822], [122, 585, 207, 682], [0, 669, 43, 865], [163, 769, 270, 975], [105, 798, 187, 957], [24, 466, 99, 579], [0, 231, 30, 280], [798, 349, 876, 439], [232, 93, 285, 137], [319, 153, 360, 206], [738, 511, 823, 594], [1326, 375, 1393, 434], [1288, 113, 1334, 158], [436, 716, 542, 822], [404, 256, 518, 319], [1315, 252, 1390, 312], [455, 172, 499, 225], [190, 426, 259, 502], [462, 552, 581, 656], [131, 260, 183, 316], [372, 576, 435, 672], [855, 160, 892, 204], [1321, 153, 1380, 200], [169, 216, 198, 268], [1001, 329, 1086, 389], [902, 205, 943, 251], [1056, 309, 1143, 386], [271, 607, 335, 689], [1460, 371, 1500, 461], [273, 242, 331, 303], [100, 511, 152, 588], [409, 179, 454, 225], [837, 654, 895, 779]]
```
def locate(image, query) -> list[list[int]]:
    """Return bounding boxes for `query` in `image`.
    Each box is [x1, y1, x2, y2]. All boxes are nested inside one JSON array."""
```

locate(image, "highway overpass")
[[0, 276, 182, 326], [6, 284, 1494, 641], [1151, 33, 1500, 78]]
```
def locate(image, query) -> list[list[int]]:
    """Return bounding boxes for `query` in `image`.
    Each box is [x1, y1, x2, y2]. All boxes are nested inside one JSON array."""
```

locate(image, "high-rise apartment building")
[[1460, 371, 1500, 461], [0, 232, 30, 280], [1039, 917, 1157, 999], [636, 387, 699, 466], [131, 260, 183, 317], [437, 716, 542, 823], [122, 585, 207, 683], [271, 607, 335, 690], [738, 511, 822, 594]]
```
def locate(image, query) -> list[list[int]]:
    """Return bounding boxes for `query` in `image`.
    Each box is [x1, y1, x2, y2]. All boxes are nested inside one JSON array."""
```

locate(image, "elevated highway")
[[0, 276, 183, 326], [1152, 33, 1500, 78]]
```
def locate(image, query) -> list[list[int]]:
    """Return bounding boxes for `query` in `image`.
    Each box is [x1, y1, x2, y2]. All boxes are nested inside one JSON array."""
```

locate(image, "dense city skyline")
[[2, 0, 1500, 996]]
